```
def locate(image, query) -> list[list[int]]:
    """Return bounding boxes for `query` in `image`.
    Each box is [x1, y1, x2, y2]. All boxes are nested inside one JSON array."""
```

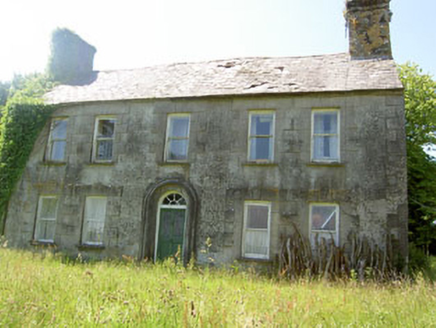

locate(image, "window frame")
[[45, 117, 68, 162], [242, 201, 272, 260], [309, 203, 339, 246], [247, 111, 275, 163], [92, 116, 116, 163], [34, 195, 58, 243], [81, 196, 108, 246], [164, 113, 191, 162], [311, 109, 340, 163]]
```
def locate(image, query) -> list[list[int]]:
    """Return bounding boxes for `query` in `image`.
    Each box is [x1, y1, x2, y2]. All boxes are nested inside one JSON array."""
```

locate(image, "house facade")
[[4, 0, 408, 265]]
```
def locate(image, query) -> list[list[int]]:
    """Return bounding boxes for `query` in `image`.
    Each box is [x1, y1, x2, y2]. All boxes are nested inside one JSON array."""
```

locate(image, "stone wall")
[[345, 0, 393, 60], [4, 91, 408, 264]]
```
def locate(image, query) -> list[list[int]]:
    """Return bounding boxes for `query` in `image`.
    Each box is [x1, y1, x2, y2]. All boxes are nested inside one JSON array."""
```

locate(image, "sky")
[[0, 0, 435, 82]]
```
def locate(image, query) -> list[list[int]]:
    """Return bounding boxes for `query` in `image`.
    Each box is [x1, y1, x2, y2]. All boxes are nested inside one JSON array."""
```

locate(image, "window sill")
[[30, 240, 56, 247], [242, 162, 278, 167], [239, 257, 273, 264], [42, 161, 66, 166], [77, 244, 106, 250], [88, 162, 115, 167], [306, 162, 344, 168], [158, 161, 190, 167]]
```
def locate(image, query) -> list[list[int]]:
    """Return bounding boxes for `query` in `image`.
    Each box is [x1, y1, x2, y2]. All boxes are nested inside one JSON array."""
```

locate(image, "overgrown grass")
[[0, 248, 435, 327]]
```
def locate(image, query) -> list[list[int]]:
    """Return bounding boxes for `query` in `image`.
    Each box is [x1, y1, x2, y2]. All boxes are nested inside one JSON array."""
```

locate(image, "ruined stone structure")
[[4, 0, 408, 265]]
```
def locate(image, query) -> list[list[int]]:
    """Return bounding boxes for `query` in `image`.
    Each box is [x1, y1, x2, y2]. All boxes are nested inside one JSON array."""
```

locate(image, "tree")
[[399, 63, 436, 254]]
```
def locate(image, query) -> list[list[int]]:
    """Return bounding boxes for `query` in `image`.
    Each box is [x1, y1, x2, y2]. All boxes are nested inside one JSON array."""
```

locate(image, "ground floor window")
[[82, 196, 107, 245], [309, 203, 339, 246], [242, 201, 271, 259], [34, 196, 58, 242]]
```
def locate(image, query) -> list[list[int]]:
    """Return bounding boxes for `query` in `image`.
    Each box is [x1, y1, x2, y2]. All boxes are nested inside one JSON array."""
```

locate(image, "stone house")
[[4, 0, 408, 265]]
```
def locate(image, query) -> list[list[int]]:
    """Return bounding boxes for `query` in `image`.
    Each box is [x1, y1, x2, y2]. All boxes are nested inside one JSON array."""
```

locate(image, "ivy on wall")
[[0, 79, 55, 234]]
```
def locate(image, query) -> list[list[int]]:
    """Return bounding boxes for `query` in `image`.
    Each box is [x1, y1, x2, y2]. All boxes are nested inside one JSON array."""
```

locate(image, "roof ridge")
[[94, 53, 351, 74]]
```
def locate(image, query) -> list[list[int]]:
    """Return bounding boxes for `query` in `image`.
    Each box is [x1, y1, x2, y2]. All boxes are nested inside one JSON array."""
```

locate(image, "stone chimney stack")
[[345, 0, 393, 60]]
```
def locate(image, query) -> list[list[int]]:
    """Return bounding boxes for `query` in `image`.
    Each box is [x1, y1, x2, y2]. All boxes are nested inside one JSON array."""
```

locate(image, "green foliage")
[[400, 63, 436, 146], [8, 73, 55, 103], [0, 73, 55, 233], [0, 102, 55, 230], [1, 248, 436, 326], [399, 63, 436, 254], [0, 81, 10, 108], [408, 243, 431, 276]]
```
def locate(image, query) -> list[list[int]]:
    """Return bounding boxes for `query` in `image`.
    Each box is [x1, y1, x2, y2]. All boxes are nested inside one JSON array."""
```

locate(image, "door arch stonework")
[[141, 178, 198, 265]]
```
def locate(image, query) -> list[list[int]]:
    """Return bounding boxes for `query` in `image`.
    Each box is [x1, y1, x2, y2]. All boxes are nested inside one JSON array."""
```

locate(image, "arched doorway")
[[155, 192, 187, 261], [141, 178, 198, 265]]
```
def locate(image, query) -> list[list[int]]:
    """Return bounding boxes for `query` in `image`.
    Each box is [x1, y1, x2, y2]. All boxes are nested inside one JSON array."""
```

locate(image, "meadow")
[[0, 248, 435, 327]]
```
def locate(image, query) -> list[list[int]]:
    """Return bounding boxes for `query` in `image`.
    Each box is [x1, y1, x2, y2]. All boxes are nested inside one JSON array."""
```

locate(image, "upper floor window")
[[82, 196, 107, 245], [46, 118, 68, 162], [93, 117, 116, 162], [311, 110, 339, 162], [165, 114, 190, 161], [242, 201, 271, 260], [34, 196, 58, 242], [309, 203, 339, 246], [248, 112, 275, 162]]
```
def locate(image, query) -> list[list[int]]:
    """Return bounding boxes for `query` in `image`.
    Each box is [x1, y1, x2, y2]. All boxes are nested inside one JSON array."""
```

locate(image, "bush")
[[408, 243, 432, 277]]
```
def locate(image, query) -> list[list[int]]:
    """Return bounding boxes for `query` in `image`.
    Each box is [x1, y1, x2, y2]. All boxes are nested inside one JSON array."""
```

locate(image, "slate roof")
[[45, 53, 403, 105]]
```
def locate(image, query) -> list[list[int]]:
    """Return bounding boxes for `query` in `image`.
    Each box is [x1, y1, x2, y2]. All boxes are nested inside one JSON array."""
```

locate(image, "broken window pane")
[[94, 118, 116, 162], [97, 120, 115, 138], [311, 205, 337, 231]]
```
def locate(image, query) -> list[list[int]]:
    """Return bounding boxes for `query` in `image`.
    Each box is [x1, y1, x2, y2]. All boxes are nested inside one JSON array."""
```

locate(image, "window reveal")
[[46, 119, 68, 162], [243, 202, 271, 259], [312, 110, 339, 162], [34, 196, 58, 242], [165, 115, 190, 161], [82, 197, 107, 245], [248, 112, 275, 161], [94, 118, 116, 162]]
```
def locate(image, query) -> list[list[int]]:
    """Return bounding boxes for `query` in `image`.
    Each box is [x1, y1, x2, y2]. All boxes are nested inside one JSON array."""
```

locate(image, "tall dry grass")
[[0, 248, 435, 327]]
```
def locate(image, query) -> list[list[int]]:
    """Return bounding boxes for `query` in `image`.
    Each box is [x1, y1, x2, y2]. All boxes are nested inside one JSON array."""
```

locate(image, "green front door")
[[156, 208, 186, 260]]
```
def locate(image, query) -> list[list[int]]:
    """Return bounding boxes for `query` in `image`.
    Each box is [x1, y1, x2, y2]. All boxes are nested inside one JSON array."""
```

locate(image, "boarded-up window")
[[82, 197, 107, 245], [34, 196, 58, 242], [243, 202, 271, 259]]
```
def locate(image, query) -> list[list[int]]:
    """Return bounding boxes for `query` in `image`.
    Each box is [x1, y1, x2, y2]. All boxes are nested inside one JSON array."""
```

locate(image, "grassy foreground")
[[0, 249, 435, 327]]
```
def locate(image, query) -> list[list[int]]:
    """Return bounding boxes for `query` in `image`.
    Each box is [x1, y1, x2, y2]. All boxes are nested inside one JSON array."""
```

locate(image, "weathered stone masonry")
[[4, 89, 408, 264]]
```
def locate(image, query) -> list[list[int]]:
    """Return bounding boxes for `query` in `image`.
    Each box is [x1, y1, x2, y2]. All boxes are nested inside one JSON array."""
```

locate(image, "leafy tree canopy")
[[399, 63, 436, 254]]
